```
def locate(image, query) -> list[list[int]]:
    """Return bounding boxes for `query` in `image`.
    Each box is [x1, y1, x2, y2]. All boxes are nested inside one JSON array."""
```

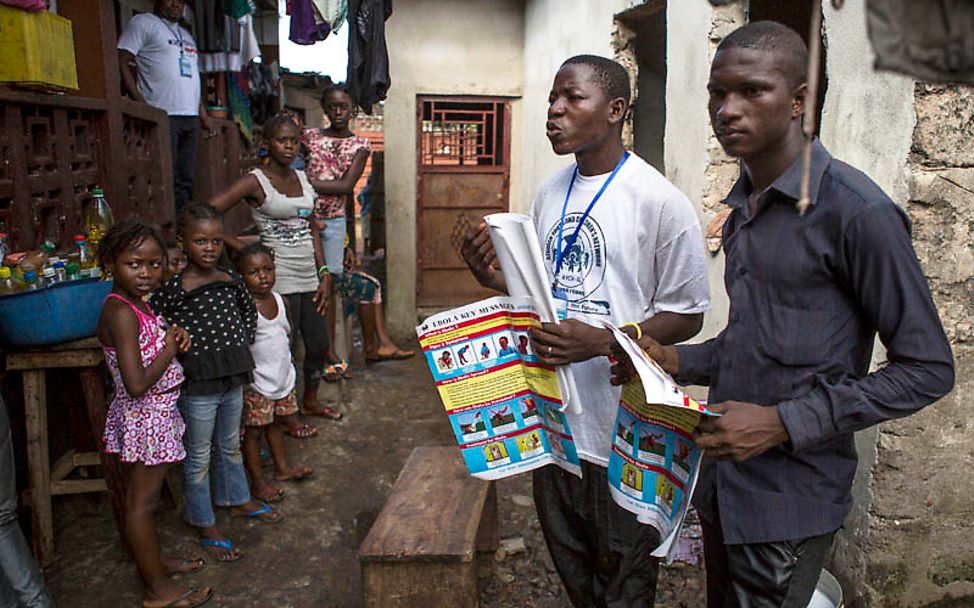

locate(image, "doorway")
[[416, 96, 511, 307]]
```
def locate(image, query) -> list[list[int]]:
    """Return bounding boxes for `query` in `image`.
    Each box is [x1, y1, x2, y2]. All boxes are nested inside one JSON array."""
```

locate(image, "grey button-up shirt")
[[677, 140, 954, 544]]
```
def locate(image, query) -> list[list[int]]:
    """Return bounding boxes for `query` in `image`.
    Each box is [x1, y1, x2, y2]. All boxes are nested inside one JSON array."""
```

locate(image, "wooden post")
[[22, 370, 53, 566]]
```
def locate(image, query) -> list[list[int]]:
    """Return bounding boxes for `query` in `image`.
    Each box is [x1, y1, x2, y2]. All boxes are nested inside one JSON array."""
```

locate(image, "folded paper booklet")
[[416, 297, 582, 480], [484, 212, 581, 415], [603, 323, 718, 559]]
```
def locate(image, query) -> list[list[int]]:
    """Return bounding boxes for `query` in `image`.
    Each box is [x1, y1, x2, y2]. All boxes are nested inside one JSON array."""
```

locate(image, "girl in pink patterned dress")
[[96, 220, 212, 608], [302, 83, 371, 385]]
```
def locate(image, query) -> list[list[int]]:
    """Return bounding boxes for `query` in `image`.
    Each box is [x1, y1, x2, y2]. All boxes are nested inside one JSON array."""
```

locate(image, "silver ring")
[[547, 345, 553, 356]]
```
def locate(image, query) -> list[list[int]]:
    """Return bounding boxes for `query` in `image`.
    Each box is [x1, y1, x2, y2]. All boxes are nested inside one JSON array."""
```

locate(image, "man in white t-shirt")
[[118, 0, 211, 215], [462, 55, 710, 607]]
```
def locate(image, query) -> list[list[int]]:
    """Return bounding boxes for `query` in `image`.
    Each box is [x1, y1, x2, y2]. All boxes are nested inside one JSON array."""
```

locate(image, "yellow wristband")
[[621, 322, 642, 340]]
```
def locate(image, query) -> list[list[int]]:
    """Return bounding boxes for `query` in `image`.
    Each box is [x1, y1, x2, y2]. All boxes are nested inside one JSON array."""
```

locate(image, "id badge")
[[551, 286, 569, 321], [179, 54, 192, 78]]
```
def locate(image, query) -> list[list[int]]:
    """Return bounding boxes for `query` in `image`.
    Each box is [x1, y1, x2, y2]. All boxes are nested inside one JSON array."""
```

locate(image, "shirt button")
[[723, 359, 733, 370], [738, 267, 748, 277]]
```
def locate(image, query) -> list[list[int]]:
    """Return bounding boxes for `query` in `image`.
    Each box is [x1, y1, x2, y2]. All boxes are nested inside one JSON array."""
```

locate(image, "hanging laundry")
[[866, 0, 974, 84], [346, 0, 392, 114], [200, 15, 260, 73], [189, 0, 228, 53], [224, 0, 256, 19], [290, 0, 331, 44], [311, 0, 348, 33], [229, 71, 255, 143]]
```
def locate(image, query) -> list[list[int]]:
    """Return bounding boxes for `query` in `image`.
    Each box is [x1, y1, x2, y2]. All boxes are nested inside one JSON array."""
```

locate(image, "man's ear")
[[608, 97, 628, 127], [791, 83, 808, 119]]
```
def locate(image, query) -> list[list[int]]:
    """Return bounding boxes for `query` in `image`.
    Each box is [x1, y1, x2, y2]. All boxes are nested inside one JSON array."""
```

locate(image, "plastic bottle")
[[0, 233, 8, 266], [65, 262, 80, 282], [53, 261, 66, 283], [0, 267, 19, 294], [74, 235, 95, 278], [85, 187, 114, 259], [42, 266, 56, 286], [23, 271, 42, 290]]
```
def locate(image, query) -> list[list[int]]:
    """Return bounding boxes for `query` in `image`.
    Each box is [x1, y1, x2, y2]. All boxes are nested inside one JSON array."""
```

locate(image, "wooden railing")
[[0, 89, 256, 250], [0, 90, 171, 250]]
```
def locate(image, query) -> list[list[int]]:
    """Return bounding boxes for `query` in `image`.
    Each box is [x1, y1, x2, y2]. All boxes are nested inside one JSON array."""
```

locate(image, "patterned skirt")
[[103, 390, 186, 466]]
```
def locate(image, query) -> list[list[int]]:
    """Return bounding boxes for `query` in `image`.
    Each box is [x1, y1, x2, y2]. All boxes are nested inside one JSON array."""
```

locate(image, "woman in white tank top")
[[209, 114, 344, 428]]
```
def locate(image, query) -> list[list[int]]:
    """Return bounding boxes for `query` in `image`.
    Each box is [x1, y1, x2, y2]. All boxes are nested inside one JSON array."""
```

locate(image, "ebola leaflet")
[[603, 323, 717, 559], [416, 296, 582, 480]]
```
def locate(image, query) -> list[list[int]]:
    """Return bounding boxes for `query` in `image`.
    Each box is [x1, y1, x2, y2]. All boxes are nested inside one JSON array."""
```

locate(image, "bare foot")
[[275, 466, 314, 482], [251, 483, 285, 503]]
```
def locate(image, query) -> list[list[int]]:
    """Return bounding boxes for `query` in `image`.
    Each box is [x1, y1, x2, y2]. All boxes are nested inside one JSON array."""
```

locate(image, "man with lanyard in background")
[[118, 0, 211, 216], [462, 55, 710, 607]]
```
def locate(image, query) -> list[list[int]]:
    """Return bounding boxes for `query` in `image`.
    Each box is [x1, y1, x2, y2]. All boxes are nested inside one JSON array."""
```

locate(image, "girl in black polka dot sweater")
[[150, 204, 282, 563]]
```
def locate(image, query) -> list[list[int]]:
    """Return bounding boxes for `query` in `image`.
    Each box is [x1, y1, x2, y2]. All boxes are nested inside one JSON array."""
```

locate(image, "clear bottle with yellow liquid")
[[85, 187, 114, 265]]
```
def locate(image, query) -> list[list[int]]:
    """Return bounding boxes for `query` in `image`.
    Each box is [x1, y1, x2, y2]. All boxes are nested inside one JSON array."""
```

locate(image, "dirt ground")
[[42, 351, 705, 607]]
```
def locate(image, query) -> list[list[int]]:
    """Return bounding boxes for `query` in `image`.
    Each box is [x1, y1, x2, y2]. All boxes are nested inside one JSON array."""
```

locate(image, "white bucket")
[[808, 569, 844, 608]]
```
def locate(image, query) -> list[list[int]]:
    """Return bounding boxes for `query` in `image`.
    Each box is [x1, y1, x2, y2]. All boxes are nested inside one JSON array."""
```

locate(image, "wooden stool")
[[5, 337, 126, 567], [358, 446, 499, 608]]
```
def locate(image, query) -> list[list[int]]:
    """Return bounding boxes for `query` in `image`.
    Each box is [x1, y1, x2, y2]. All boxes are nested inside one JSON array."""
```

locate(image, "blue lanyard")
[[553, 151, 629, 280]]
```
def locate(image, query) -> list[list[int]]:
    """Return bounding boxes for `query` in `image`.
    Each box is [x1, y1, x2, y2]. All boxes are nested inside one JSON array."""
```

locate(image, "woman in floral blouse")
[[302, 83, 371, 381]]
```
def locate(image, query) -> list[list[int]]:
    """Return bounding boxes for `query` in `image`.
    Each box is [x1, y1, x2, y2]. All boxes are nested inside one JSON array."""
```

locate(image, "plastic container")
[[0, 4, 78, 90], [808, 569, 844, 608], [0, 278, 112, 347]]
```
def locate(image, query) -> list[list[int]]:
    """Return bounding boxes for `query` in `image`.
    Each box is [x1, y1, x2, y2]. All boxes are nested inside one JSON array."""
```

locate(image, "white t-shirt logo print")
[[544, 212, 607, 311]]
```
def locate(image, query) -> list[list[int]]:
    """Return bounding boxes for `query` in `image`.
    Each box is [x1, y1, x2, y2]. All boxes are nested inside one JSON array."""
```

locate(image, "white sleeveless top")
[[250, 292, 296, 400], [250, 168, 318, 295]]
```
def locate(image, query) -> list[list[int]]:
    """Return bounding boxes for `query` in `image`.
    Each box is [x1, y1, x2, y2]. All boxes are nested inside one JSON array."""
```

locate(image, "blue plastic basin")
[[0, 279, 113, 347]]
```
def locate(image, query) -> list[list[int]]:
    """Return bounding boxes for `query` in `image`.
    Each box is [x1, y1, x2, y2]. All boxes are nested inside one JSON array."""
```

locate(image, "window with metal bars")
[[420, 99, 506, 167]]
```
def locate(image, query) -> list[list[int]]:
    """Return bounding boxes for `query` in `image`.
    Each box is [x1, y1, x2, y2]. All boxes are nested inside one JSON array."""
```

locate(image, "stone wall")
[[854, 83, 974, 608]]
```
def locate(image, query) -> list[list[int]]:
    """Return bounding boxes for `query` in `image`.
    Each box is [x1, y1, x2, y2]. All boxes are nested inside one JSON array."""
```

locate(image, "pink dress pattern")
[[100, 294, 187, 466], [302, 128, 371, 220]]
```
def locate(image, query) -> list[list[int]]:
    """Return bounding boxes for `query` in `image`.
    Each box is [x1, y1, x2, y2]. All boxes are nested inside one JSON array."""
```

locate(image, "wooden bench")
[[358, 446, 499, 608]]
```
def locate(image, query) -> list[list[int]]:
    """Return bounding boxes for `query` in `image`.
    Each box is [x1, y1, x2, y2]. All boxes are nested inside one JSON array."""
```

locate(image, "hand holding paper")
[[484, 213, 580, 414], [531, 319, 614, 366]]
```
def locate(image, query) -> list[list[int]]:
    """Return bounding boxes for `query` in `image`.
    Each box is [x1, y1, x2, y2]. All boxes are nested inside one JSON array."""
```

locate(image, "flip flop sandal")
[[322, 360, 349, 382], [166, 556, 205, 575], [275, 466, 314, 482], [235, 501, 284, 524], [300, 404, 343, 420], [365, 349, 416, 363], [143, 587, 213, 608], [252, 486, 286, 503], [199, 538, 241, 562], [285, 423, 318, 439]]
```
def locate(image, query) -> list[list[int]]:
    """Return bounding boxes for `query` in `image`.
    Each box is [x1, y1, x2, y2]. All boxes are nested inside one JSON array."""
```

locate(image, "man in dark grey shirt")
[[615, 21, 954, 607]]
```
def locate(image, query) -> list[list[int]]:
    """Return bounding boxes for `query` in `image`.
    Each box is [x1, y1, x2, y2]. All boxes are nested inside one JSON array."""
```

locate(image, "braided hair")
[[177, 203, 224, 240], [96, 219, 167, 272]]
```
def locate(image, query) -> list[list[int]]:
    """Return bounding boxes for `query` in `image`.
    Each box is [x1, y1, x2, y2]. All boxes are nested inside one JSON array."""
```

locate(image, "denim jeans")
[[318, 216, 347, 272], [0, 398, 53, 607], [179, 387, 251, 528]]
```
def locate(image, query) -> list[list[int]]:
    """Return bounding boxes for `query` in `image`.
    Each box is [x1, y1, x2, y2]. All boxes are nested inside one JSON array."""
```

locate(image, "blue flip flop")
[[235, 501, 284, 524], [199, 537, 241, 562]]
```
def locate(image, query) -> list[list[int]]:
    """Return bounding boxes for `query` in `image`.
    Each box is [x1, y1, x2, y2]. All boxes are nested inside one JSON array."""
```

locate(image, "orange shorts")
[[243, 388, 298, 427]]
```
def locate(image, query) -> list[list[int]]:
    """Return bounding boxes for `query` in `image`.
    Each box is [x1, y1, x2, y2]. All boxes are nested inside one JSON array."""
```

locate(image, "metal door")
[[416, 97, 511, 307]]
